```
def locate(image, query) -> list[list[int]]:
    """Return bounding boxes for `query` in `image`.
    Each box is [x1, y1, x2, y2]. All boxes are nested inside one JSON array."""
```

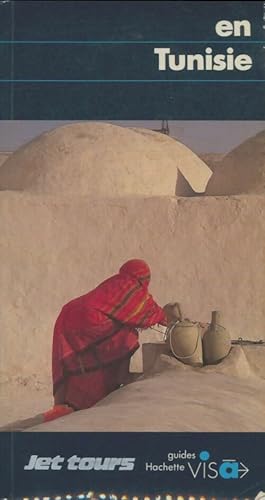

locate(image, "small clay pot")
[[202, 311, 231, 365]]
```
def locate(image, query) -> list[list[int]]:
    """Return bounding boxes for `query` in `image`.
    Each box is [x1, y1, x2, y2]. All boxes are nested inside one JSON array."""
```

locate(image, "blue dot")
[[200, 450, 210, 461]]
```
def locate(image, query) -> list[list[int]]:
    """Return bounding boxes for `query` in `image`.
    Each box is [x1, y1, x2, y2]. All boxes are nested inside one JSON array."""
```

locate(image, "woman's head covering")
[[119, 259, 151, 287]]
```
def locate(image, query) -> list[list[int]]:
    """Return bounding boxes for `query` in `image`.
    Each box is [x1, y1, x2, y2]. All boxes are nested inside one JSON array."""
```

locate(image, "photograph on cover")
[[0, 120, 265, 432]]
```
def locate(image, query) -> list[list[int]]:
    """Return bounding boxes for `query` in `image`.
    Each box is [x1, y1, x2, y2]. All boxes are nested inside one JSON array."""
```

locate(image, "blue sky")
[[0, 121, 264, 154]]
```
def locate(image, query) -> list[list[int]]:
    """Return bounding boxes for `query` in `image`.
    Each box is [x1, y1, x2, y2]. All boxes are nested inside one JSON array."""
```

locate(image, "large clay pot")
[[202, 310, 231, 365], [167, 319, 203, 367]]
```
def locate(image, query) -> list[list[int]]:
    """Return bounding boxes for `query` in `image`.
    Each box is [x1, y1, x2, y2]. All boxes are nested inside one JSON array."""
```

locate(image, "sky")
[[0, 120, 264, 154]]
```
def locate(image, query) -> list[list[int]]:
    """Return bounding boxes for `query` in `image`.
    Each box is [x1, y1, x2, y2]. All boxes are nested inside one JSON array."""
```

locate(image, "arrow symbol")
[[255, 492, 265, 500], [238, 461, 249, 478]]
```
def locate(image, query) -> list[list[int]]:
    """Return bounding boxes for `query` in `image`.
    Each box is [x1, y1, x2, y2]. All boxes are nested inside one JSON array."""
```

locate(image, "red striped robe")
[[52, 259, 166, 409]]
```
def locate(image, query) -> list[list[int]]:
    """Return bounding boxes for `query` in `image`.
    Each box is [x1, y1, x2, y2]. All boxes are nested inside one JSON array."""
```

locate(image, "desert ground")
[[0, 122, 265, 431]]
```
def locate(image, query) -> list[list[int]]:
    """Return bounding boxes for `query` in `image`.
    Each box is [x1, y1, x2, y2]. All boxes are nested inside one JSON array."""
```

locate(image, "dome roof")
[[206, 130, 265, 195], [0, 122, 211, 196]]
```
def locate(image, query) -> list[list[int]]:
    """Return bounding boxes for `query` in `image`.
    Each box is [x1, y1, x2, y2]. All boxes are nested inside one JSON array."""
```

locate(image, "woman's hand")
[[163, 302, 182, 324]]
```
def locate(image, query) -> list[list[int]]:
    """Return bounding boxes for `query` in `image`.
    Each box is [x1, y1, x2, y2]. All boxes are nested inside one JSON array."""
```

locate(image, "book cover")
[[0, 1, 265, 499]]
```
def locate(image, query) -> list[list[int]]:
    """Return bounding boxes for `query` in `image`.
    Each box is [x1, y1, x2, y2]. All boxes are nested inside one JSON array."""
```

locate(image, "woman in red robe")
[[49, 259, 168, 419]]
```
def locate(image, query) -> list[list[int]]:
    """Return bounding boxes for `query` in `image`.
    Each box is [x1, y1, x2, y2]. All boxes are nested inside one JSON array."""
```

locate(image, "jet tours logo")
[[24, 455, 136, 471], [187, 450, 249, 480]]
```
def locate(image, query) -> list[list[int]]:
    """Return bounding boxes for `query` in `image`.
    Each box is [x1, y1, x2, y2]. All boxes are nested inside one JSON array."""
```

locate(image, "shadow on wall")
[[175, 170, 212, 197], [175, 170, 196, 197], [205, 129, 265, 196]]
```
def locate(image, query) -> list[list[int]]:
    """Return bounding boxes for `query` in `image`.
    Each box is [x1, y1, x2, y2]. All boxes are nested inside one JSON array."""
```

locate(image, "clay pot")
[[202, 310, 231, 365], [167, 318, 203, 367]]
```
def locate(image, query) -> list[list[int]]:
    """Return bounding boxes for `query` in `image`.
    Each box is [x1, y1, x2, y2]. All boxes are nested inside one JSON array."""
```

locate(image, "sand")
[[206, 129, 265, 195], [1, 344, 265, 432], [6, 345, 263, 432]]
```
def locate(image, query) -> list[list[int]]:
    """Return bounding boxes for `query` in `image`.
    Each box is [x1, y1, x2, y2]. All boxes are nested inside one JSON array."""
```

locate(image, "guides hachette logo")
[[187, 450, 249, 480], [145, 449, 249, 480]]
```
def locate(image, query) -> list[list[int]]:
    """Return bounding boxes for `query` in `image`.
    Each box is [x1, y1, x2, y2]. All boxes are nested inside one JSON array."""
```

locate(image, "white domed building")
[[0, 122, 212, 197]]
